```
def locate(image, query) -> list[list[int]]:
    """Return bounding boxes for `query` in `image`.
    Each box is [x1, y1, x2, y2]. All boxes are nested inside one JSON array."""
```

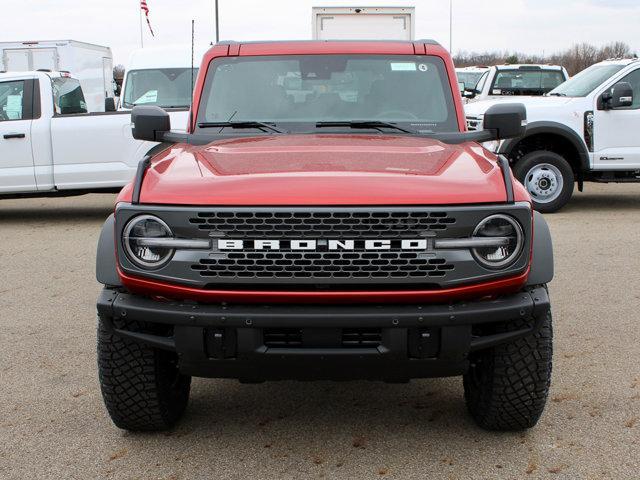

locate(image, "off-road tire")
[[463, 310, 553, 431], [97, 315, 191, 431], [513, 150, 574, 213]]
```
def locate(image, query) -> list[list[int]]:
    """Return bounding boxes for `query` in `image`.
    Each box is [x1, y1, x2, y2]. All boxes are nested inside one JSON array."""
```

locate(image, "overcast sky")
[[3, 0, 639, 66]]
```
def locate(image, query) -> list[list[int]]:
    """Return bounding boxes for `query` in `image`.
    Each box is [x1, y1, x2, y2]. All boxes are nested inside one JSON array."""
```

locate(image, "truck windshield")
[[548, 64, 626, 97], [491, 70, 566, 95], [196, 55, 458, 133], [122, 68, 197, 108]]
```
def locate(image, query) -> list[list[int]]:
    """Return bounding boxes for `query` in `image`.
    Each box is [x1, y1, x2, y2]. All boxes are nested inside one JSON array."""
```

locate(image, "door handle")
[[3, 133, 26, 139]]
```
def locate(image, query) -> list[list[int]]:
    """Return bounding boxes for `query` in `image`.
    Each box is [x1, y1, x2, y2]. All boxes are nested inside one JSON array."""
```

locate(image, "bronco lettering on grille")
[[217, 239, 430, 251]]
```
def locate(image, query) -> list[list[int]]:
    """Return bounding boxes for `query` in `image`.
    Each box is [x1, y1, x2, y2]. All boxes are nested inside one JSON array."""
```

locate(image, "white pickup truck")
[[465, 58, 640, 212], [118, 45, 208, 132], [463, 64, 568, 104], [0, 70, 153, 196]]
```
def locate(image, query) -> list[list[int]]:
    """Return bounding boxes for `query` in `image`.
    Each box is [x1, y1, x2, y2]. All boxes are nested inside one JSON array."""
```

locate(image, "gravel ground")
[[1, 185, 639, 480]]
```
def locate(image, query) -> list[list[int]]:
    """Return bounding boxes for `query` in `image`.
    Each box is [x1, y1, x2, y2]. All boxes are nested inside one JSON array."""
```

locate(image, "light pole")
[[215, 0, 220, 43]]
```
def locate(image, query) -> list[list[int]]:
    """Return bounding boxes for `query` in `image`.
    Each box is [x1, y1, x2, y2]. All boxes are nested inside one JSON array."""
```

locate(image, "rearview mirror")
[[105, 97, 116, 112], [131, 105, 171, 142], [483, 103, 526, 140], [600, 82, 634, 110]]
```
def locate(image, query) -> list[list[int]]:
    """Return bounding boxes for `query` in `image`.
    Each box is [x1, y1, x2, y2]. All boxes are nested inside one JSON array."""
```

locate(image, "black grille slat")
[[192, 251, 455, 280], [342, 329, 382, 347], [190, 211, 455, 238], [264, 328, 302, 347]]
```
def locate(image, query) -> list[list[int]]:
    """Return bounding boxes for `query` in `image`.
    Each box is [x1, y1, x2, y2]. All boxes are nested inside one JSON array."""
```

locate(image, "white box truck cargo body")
[[0, 40, 114, 112], [312, 7, 415, 41]]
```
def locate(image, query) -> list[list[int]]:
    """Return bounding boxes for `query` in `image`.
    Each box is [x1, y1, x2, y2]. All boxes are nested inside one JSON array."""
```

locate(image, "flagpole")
[[139, 7, 144, 48]]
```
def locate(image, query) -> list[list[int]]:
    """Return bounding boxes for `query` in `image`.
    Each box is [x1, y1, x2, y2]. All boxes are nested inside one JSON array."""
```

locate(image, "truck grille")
[[192, 252, 454, 280], [116, 204, 533, 288], [466, 116, 482, 131], [189, 210, 456, 238]]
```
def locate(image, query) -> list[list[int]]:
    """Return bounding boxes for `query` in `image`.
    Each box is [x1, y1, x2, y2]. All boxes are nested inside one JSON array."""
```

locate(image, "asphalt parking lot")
[[1, 184, 639, 480]]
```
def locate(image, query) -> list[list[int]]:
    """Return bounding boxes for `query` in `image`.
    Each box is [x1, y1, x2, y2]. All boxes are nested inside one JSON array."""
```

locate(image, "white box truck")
[[0, 40, 114, 112], [312, 6, 415, 41]]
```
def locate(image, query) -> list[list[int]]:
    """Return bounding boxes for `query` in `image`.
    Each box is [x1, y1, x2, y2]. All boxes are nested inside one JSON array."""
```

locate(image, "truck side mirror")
[[458, 82, 465, 93], [131, 105, 171, 142], [462, 88, 477, 99], [600, 82, 634, 110], [105, 97, 116, 112], [483, 103, 526, 140]]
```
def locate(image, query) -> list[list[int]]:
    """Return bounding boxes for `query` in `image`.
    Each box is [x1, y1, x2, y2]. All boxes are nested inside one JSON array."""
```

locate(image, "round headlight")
[[472, 214, 524, 269], [123, 215, 174, 269]]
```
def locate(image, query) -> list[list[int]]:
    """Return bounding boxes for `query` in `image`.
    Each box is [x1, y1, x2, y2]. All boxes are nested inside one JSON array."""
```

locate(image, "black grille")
[[263, 328, 382, 349], [192, 252, 454, 280], [264, 328, 302, 347], [342, 328, 382, 348], [189, 210, 456, 238]]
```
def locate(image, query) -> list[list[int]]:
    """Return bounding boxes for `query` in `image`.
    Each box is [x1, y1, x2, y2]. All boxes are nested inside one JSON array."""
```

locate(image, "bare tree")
[[454, 42, 637, 76], [113, 64, 125, 96]]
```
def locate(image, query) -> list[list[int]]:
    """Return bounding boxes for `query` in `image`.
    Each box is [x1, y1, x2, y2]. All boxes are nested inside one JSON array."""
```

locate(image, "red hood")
[[130, 134, 523, 205]]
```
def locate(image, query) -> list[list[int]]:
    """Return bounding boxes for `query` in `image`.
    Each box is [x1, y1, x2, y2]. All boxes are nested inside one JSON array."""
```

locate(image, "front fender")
[[499, 120, 590, 172], [96, 214, 121, 287], [527, 211, 554, 286]]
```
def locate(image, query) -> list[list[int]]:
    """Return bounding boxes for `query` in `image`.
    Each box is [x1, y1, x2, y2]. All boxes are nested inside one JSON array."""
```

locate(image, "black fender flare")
[[499, 121, 590, 172], [96, 214, 121, 287], [526, 211, 554, 286]]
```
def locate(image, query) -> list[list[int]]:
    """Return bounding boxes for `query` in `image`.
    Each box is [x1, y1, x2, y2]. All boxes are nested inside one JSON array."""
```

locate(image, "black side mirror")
[[463, 88, 477, 99], [131, 105, 171, 142], [105, 97, 116, 112], [483, 103, 526, 140], [600, 82, 634, 110]]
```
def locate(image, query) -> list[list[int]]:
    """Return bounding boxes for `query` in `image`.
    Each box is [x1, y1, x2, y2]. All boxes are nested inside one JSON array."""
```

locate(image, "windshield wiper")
[[547, 92, 567, 97], [315, 121, 416, 134], [198, 121, 287, 134]]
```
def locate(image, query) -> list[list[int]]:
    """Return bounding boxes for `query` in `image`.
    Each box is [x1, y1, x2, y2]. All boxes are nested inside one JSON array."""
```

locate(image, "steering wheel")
[[375, 110, 419, 120]]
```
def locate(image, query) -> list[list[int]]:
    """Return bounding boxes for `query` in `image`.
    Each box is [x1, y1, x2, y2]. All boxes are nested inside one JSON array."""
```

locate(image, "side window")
[[617, 68, 640, 109], [0, 80, 25, 121], [52, 77, 88, 115]]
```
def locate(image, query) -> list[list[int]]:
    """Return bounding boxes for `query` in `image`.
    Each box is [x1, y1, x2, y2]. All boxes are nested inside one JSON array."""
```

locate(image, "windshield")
[[548, 64, 626, 97], [457, 71, 485, 89], [196, 55, 459, 133], [491, 69, 566, 95], [122, 68, 197, 108]]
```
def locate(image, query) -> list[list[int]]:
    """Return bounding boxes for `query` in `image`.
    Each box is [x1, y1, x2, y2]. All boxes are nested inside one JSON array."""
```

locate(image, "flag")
[[140, 0, 155, 37]]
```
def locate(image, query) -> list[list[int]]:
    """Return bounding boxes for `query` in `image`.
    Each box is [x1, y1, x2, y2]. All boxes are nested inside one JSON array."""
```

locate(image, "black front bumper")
[[97, 287, 551, 382]]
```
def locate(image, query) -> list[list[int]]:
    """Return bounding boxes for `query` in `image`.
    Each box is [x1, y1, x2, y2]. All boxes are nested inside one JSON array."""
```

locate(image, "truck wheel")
[[513, 151, 574, 213], [463, 311, 553, 431], [97, 315, 191, 431]]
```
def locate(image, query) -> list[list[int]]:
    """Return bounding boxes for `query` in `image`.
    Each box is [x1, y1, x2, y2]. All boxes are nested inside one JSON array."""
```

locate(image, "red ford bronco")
[[96, 40, 554, 432]]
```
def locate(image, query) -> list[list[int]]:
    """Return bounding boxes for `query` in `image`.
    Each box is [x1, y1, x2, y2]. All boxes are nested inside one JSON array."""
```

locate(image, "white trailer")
[[0, 40, 114, 112], [312, 6, 415, 41]]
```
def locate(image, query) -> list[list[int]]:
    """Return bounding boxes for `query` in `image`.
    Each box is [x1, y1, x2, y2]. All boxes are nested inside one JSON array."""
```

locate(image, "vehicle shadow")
[[560, 191, 640, 214], [0, 206, 113, 223], [124, 378, 525, 448]]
